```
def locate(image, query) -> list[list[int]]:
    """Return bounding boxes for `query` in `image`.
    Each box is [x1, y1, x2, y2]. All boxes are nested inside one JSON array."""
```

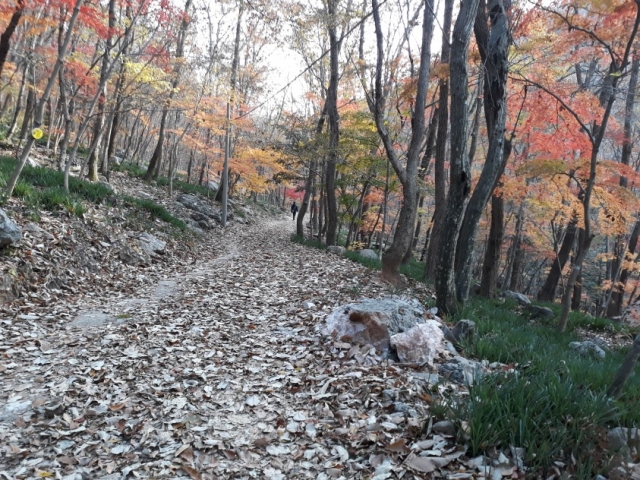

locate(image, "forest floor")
[[1, 206, 471, 480]]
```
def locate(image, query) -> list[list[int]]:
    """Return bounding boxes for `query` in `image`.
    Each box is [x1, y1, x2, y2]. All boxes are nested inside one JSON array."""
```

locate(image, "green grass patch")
[[122, 196, 186, 231], [0, 156, 186, 232], [0, 156, 110, 217], [447, 296, 640, 477], [291, 233, 426, 281]]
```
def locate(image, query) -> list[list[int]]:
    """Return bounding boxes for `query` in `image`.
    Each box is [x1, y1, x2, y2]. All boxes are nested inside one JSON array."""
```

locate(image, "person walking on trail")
[[291, 201, 299, 220]]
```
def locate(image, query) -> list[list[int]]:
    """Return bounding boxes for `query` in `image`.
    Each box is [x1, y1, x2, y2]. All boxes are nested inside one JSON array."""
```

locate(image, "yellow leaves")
[[124, 61, 171, 91], [517, 158, 567, 178]]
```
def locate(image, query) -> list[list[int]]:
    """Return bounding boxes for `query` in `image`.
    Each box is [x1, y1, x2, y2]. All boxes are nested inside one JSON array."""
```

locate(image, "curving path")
[[1, 218, 437, 480]]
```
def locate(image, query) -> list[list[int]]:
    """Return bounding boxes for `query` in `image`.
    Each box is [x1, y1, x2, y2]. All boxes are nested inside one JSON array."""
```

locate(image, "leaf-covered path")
[[1, 218, 449, 480]]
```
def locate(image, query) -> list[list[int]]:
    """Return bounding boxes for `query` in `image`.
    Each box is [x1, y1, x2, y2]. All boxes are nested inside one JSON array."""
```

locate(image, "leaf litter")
[[1, 197, 516, 479]]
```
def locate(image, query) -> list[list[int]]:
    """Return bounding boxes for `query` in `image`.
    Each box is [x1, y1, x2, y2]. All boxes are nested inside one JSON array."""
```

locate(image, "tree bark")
[[424, 0, 453, 280], [0, 0, 25, 79], [537, 216, 577, 302], [144, 0, 192, 181], [87, 0, 116, 182], [371, 0, 435, 281], [454, 0, 511, 303], [608, 220, 640, 317], [607, 334, 640, 398], [435, 0, 480, 314], [480, 189, 504, 297], [324, 0, 341, 246]]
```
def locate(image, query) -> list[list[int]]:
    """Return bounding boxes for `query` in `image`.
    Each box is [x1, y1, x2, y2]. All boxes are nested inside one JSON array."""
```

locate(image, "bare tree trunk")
[[144, 0, 192, 181], [608, 220, 640, 317], [297, 99, 328, 237], [0, 0, 24, 79], [87, 0, 116, 182], [424, 0, 453, 279], [538, 216, 577, 302], [221, 0, 242, 228], [607, 334, 640, 398], [435, 0, 480, 314], [6, 61, 27, 138], [324, 0, 342, 246], [454, 0, 511, 303], [372, 0, 435, 281], [480, 190, 504, 297]]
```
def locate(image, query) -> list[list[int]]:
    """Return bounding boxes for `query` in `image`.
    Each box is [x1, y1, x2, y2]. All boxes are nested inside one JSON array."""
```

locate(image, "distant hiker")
[[291, 201, 299, 220]]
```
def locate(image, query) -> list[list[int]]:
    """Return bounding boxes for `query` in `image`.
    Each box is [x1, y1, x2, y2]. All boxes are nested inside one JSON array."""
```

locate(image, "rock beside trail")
[[119, 245, 151, 266], [525, 304, 555, 318], [439, 356, 486, 386], [323, 297, 428, 358], [503, 290, 531, 305], [138, 232, 166, 256], [177, 193, 219, 219], [358, 249, 378, 260], [0, 208, 22, 247], [608, 426, 640, 451], [569, 340, 606, 359], [390, 321, 445, 367], [442, 319, 476, 344]]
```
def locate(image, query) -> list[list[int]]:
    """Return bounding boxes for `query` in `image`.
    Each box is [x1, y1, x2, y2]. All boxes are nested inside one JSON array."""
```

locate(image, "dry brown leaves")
[[1, 191, 499, 479]]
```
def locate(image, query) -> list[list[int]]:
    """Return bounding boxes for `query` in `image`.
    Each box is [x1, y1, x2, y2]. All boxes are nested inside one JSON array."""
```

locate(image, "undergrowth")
[[292, 232, 640, 476], [122, 196, 186, 231], [291, 234, 423, 281], [445, 296, 640, 477], [0, 156, 186, 231], [113, 162, 214, 198]]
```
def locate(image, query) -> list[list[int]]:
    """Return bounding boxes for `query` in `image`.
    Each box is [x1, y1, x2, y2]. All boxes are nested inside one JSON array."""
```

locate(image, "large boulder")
[[138, 232, 166, 256], [0, 208, 21, 247], [119, 245, 151, 266], [323, 298, 430, 358], [503, 290, 531, 305], [176, 193, 225, 222], [390, 321, 445, 367], [358, 249, 378, 260]]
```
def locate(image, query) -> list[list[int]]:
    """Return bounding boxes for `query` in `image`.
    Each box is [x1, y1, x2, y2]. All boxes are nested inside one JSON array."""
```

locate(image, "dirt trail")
[[1, 218, 435, 479]]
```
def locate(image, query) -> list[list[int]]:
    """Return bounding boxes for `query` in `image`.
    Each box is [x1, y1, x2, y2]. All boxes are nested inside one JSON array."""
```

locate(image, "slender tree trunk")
[[372, 0, 435, 281], [436, 0, 480, 314], [480, 190, 504, 297], [0, 0, 25, 79], [221, 0, 242, 227], [413, 111, 439, 251], [454, 0, 511, 303], [7, 60, 28, 139], [144, 0, 192, 181], [87, 0, 116, 182], [505, 201, 526, 291], [608, 334, 640, 398], [297, 99, 328, 237], [608, 220, 640, 317], [538, 216, 577, 302], [324, 0, 341, 246], [424, 0, 453, 279]]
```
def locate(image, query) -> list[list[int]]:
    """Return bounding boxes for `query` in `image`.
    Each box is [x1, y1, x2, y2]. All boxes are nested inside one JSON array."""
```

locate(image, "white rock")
[[390, 320, 445, 367]]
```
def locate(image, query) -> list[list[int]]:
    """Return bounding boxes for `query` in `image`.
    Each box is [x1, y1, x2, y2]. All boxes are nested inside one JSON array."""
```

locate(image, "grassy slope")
[[293, 233, 640, 477]]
